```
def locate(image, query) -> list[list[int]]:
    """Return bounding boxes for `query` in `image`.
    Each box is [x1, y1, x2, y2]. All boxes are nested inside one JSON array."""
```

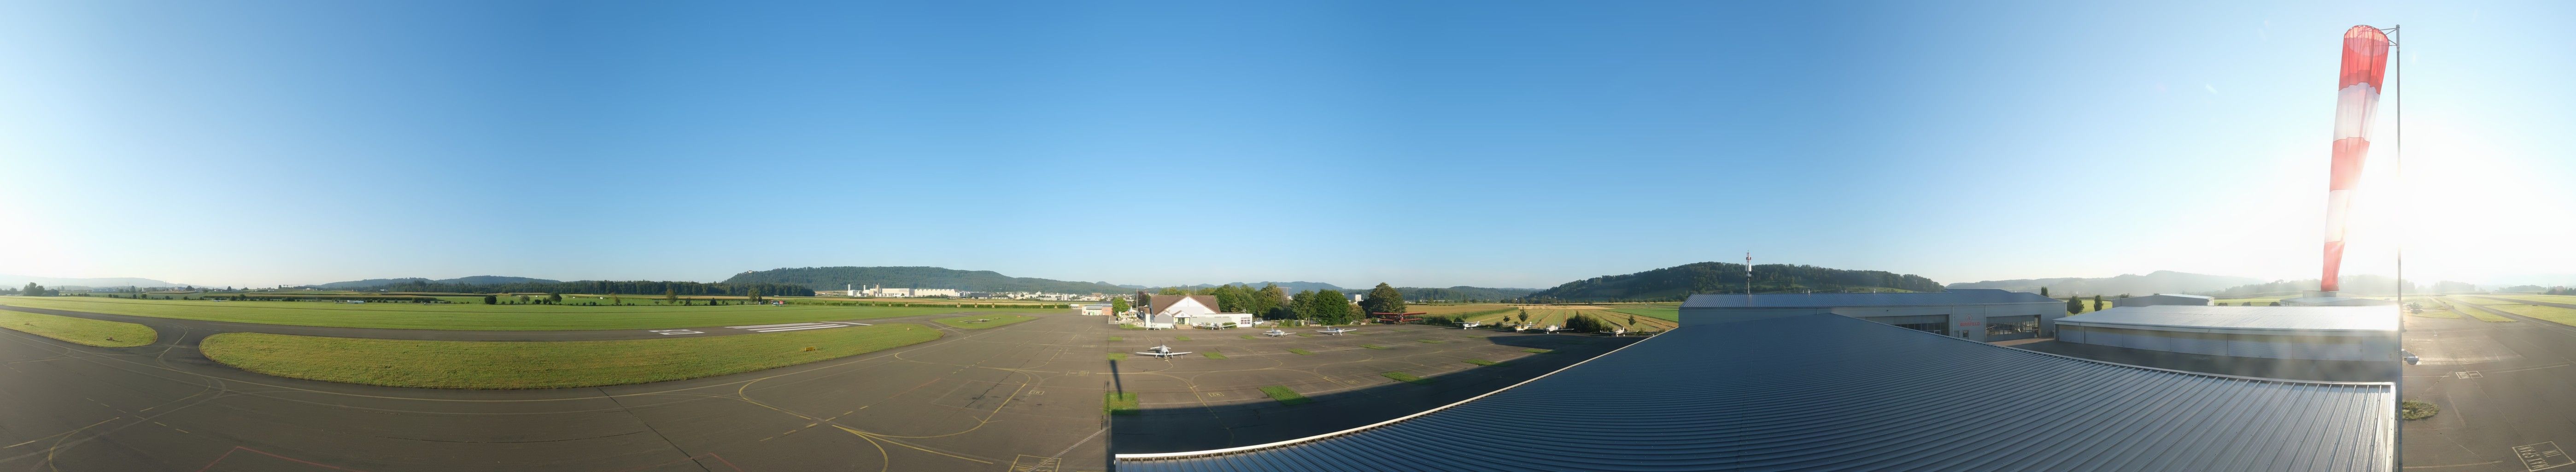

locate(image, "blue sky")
[[2, 1, 2568, 289]]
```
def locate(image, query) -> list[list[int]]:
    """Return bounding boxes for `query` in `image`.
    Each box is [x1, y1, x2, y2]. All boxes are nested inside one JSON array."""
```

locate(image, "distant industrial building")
[[2056, 305, 2399, 361], [1679, 289, 2063, 341], [1077, 304, 1111, 316], [1117, 313, 2393, 471], [2113, 293, 2214, 307]]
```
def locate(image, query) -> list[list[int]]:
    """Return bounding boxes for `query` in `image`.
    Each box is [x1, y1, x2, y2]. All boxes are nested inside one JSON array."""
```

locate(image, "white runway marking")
[[726, 322, 850, 333], [647, 329, 705, 336], [2516, 442, 2571, 471], [2457, 371, 2486, 379]]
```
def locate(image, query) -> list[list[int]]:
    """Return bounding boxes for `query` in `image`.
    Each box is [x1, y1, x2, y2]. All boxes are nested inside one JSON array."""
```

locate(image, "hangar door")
[[1984, 315, 2039, 341], [1864, 314, 1949, 335]]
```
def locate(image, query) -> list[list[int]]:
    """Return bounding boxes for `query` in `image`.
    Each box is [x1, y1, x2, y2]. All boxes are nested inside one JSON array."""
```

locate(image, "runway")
[[0, 306, 1111, 472], [2400, 296, 2576, 471]]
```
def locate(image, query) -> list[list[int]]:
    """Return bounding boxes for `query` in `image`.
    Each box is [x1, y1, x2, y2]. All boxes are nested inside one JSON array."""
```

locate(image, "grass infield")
[[199, 324, 938, 389], [935, 314, 1038, 329], [1260, 386, 1311, 405], [1109, 336, 1124, 342], [2402, 400, 2439, 420], [0, 296, 987, 331], [1107, 392, 1140, 415], [1524, 348, 1557, 354], [1108, 352, 1129, 361], [1381, 371, 1432, 385], [1239, 335, 1255, 340], [1415, 339, 1444, 343], [1201, 352, 1227, 359], [1463, 359, 1503, 366], [0, 311, 156, 348], [1360, 344, 1389, 349], [1288, 348, 1314, 355], [1176, 336, 1191, 341]]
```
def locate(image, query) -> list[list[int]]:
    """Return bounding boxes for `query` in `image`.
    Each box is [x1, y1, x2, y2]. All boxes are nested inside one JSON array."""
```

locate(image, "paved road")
[[0, 307, 1112, 472], [2401, 296, 2576, 472], [0, 304, 1023, 341]]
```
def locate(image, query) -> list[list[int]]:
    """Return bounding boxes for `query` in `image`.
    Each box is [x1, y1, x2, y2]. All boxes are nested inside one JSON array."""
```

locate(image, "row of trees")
[[1143, 283, 1416, 325], [337, 279, 811, 297], [12, 283, 59, 296]]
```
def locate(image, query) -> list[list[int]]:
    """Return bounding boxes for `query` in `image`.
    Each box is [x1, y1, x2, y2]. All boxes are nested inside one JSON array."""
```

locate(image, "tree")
[[1517, 310, 1530, 324], [1253, 284, 1288, 316], [1110, 296, 1130, 314], [550, 294, 563, 304], [2064, 296, 2080, 314], [2090, 295, 2103, 312], [484, 295, 498, 305], [1358, 283, 1407, 317], [664, 289, 678, 304], [748, 288, 763, 302], [2040, 287, 2049, 297], [1157, 287, 1188, 296], [1628, 314, 1638, 327]]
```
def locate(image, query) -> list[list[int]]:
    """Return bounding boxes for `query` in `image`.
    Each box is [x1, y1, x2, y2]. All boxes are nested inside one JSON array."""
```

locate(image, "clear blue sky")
[[3, 1, 2568, 289]]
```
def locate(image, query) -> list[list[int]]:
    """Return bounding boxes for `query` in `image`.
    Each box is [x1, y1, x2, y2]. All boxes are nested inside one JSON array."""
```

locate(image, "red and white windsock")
[[2322, 25, 2390, 293]]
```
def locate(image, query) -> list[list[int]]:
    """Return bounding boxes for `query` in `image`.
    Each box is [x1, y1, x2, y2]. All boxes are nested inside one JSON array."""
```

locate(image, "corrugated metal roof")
[[1681, 288, 2058, 308], [2060, 305, 2397, 332], [1115, 313, 2393, 472]]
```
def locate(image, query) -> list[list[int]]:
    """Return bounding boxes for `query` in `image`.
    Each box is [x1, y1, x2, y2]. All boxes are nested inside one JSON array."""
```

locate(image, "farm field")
[[198, 324, 940, 389], [0, 310, 158, 347], [0, 295, 1044, 330]]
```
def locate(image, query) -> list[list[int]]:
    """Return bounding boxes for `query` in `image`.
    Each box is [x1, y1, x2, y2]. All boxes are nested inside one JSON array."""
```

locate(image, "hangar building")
[[1679, 289, 2062, 341], [1116, 314, 2393, 472], [2113, 293, 2214, 307], [2056, 305, 2398, 361]]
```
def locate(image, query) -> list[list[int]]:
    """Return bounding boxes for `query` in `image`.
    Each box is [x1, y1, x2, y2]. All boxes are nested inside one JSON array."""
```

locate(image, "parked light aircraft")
[[1135, 345, 1193, 358]]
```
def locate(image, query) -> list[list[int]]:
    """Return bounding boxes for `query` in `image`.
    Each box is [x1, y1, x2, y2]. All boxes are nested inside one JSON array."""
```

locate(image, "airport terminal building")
[[1679, 289, 2064, 341], [2056, 305, 2400, 361]]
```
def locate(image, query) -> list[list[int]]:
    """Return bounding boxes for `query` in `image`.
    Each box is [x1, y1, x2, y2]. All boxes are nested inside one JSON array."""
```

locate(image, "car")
[[2401, 350, 2420, 365]]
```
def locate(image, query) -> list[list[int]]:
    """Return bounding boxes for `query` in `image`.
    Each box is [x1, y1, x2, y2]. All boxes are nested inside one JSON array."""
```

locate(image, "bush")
[[2402, 400, 2439, 420]]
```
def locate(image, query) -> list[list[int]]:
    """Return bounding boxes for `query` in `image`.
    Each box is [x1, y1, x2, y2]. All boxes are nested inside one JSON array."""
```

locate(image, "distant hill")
[[1522, 262, 1942, 302], [316, 276, 560, 289], [0, 275, 202, 289], [1398, 286, 1539, 302], [723, 266, 1132, 294], [1946, 271, 2261, 297], [1165, 282, 1347, 293]]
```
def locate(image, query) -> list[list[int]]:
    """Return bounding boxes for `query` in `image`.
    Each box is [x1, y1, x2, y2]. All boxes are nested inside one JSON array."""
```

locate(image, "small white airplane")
[[1608, 327, 1628, 336], [1262, 329, 1290, 337], [1509, 324, 1530, 332], [1315, 327, 1359, 335], [1457, 321, 1482, 329], [1192, 321, 1239, 330], [1542, 325, 1564, 334], [1134, 345, 1193, 358]]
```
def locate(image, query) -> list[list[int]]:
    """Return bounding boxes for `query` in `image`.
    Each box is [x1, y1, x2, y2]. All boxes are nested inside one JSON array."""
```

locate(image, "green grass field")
[[1288, 348, 1314, 355], [1106, 392, 1140, 415], [0, 311, 157, 347], [2441, 299, 2517, 322], [199, 324, 939, 389], [1524, 348, 1557, 354], [1463, 359, 1502, 366], [1201, 351, 1227, 359], [1259, 386, 1311, 405], [2495, 295, 2576, 305], [2461, 298, 2524, 306], [1381, 372, 1432, 385], [933, 314, 1039, 329], [1360, 344, 1389, 349], [1107, 352, 1128, 361], [0, 296, 994, 330], [2406, 304, 2462, 319], [2489, 303, 2576, 326]]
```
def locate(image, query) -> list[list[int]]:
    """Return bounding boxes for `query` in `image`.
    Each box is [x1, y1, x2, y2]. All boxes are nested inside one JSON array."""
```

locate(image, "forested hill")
[[1521, 262, 1943, 301], [317, 276, 559, 289], [313, 279, 811, 296], [1399, 286, 1538, 302], [723, 266, 1131, 294]]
